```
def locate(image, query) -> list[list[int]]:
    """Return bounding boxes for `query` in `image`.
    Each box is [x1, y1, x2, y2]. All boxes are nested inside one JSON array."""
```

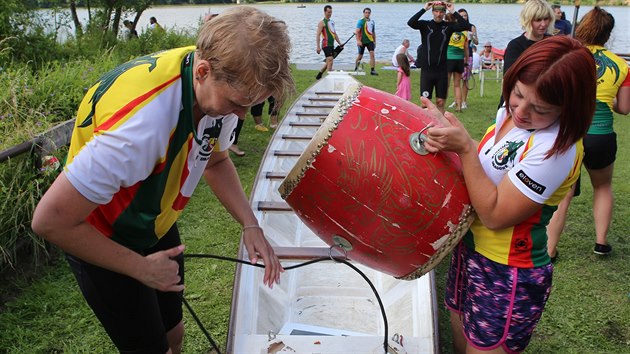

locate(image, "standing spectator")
[[392, 39, 415, 67], [149, 16, 164, 32], [547, 7, 630, 260], [395, 53, 411, 101], [354, 8, 378, 76], [30, 7, 291, 353], [446, 13, 468, 112], [251, 96, 279, 132], [424, 36, 596, 354], [316, 5, 343, 80], [552, 4, 572, 35], [499, 0, 554, 108], [458, 8, 477, 110], [122, 20, 138, 39], [407, 1, 469, 113]]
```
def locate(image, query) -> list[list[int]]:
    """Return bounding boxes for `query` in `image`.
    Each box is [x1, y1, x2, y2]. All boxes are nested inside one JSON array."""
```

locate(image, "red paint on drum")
[[281, 85, 473, 278]]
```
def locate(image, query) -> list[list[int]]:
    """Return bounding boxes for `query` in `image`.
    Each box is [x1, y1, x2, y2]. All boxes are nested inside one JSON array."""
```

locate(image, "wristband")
[[243, 225, 262, 231]]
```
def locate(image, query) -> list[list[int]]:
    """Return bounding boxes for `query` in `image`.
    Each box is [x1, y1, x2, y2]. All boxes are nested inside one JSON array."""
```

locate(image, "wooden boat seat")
[[314, 91, 344, 95], [296, 112, 328, 117], [265, 171, 287, 179], [273, 150, 302, 157], [302, 104, 336, 109], [308, 97, 340, 102], [273, 246, 346, 260], [281, 134, 313, 140], [257, 201, 292, 211], [289, 121, 322, 127]]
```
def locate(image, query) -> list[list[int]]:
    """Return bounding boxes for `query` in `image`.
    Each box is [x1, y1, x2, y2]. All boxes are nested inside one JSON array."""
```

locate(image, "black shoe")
[[315, 71, 323, 80], [354, 64, 359, 71], [370, 70, 378, 76], [594, 243, 612, 255]]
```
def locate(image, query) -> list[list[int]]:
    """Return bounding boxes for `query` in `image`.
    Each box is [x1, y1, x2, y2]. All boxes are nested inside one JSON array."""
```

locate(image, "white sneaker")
[[462, 102, 468, 109], [448, 101, 456, 108]]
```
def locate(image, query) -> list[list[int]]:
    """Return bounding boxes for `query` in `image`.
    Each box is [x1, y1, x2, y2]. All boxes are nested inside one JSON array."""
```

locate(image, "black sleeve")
[[407, 9, 428, 30], [451, 11, 471, 32], [503, 38, 522, 76]]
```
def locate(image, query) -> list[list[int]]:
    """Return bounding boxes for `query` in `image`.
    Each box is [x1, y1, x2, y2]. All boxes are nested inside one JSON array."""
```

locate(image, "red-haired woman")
[[422, 36, 596, 353], [547, 7, 630, 260]]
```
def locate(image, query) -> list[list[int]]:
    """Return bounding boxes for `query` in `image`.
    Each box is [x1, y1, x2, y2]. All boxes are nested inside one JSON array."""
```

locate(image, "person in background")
[[503, 0, 554, 75], [471, 45, 481, 72], [392, 39, 415, 67], [149, 16, 164, 32], [424, 36, 596, 354], [228, 117, 246, 157], [480, 41, 497, 70], [251, 96, 279, 132], [407, 1, 469, 113], [445, 13, 469, 112], [458, 8, 477, 110], [123, 20, 138, 39], [551, 4, 572, 36], [31, 7, 292, 353], [355, 7, 378, 75], [546, 7, 630, 260], [499, 0, 554, 108], [316, 5, 344, 80], [395, 53, 411, 101]]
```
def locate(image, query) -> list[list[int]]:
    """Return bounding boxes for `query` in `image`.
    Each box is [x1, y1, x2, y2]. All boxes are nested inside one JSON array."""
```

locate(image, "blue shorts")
[[445, 243, 553, 353], [357, 42, 375, 55]]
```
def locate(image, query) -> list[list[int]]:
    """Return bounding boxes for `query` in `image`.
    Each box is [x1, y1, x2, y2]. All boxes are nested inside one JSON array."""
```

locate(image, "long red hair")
[[502, 36, 596, 158]]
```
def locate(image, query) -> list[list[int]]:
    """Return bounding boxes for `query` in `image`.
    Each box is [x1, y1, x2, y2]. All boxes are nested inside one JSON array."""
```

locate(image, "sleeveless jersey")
[[65, 46, 238, 250], [321, 18, 336, 48], [356, 18, 375, 44], [464, 109, 583, 268], [587, 45, 630, 135]]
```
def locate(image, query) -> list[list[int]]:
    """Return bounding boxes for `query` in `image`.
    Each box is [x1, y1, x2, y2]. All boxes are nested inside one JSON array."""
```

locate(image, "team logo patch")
[[516, 169, 546, 195], [491, 140, 524, 170]]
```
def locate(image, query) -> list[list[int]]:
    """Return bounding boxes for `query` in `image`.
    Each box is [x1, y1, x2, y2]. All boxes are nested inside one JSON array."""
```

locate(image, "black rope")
[[182, 252, 390, 354]]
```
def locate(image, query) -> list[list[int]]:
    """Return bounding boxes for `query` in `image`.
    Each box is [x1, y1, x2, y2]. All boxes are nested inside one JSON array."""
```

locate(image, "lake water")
[[62, 4, 629, 65]]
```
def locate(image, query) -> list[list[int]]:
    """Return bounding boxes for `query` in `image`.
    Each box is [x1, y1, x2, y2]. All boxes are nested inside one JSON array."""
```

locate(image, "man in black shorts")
[[408, 1, 469, 112], [316, 5, 343, 80], [355, 8, 378, 75]]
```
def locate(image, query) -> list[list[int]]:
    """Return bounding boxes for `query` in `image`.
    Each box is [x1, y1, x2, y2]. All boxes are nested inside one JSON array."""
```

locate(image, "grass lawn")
[[0, 66, 628, 353]]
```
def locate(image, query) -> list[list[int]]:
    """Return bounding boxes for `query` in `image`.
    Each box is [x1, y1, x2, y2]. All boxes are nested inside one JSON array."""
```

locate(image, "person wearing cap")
[[407, 1, 469, 113]]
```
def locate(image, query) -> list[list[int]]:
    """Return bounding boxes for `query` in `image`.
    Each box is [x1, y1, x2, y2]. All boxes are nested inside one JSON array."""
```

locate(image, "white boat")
[[227, 71, 439, 354]]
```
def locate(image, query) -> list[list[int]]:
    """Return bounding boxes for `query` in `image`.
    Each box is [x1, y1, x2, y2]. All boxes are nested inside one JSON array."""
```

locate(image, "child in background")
[[395, 53, 411, 100]]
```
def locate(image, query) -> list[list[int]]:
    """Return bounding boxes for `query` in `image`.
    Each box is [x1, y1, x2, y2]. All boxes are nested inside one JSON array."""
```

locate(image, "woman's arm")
[[613, 84, 630, 115], [203, 150, 283, 287], [421, 97, 542, 229]]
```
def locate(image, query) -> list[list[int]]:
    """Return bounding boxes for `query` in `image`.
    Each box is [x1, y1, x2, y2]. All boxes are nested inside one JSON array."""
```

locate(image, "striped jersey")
[[321, 18, 337, 48], [463, 108, 583, 268], [65, 46, 238, 251], [356, 17, 375, 44], [587, 45, 630, 135]]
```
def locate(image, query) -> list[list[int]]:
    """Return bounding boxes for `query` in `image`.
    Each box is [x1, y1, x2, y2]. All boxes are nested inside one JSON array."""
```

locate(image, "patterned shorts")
[[444, 243, 553, 353]]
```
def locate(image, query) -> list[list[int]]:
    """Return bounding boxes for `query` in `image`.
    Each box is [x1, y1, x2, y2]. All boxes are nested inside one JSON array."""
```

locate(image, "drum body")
[[279, 84, 475, 279]]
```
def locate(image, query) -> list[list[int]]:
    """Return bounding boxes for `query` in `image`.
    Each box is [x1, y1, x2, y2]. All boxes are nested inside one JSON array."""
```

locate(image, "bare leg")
[[586, 164, 614, 246], [355, 53, 363, 71], [547, 184, 575, 259], [453, 72, 463, 112], [166, 320, 184, 354], [450, 311, 466, 354], [369, 50, 376, 71]]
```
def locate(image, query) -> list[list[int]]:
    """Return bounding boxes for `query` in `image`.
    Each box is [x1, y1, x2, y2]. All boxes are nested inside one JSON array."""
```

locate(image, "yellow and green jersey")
[[65, 46, 238, 251], [447, 31, 468, 60], [356, 17, 375, 44], [587, 45, 629, 135]]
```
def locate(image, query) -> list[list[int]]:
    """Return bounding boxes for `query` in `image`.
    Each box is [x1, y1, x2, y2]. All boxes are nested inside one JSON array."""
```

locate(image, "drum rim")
[[279, 83, 363, 200]]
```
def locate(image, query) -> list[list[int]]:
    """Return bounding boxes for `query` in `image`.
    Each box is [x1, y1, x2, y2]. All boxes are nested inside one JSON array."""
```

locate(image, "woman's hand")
[[420, 97, 475, 155]]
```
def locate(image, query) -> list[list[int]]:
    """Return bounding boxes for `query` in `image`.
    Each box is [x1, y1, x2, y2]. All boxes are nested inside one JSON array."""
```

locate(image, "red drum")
[[278, 84, 475, 279]]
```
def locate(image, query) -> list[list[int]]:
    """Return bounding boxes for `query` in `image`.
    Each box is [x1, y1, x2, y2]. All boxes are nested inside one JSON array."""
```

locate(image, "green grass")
[[0, 66, 628, 353]]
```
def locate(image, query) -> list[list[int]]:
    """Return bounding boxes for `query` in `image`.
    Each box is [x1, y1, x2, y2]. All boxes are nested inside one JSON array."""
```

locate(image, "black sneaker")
[[315, 71, 323, 80], [594, 243, 612, 255], [354, 64, 359, 71], [370, 70, 378, 76]]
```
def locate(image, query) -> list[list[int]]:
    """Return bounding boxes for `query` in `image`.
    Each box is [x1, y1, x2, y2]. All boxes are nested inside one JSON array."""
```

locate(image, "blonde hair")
[[519, 0, 555, 36], [196, 7, 295, 104]]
